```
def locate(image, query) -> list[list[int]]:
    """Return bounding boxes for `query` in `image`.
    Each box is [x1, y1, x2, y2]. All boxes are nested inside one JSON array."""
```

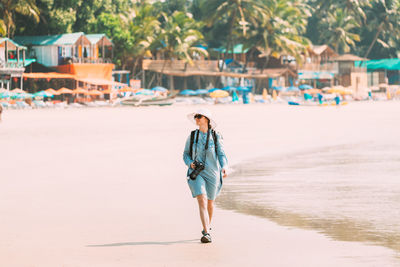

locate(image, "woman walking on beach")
[[183, 109, 228, 243]]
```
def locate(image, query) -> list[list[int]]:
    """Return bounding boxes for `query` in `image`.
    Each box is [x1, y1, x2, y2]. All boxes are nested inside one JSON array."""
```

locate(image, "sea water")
[[217, 142, 400, 254]]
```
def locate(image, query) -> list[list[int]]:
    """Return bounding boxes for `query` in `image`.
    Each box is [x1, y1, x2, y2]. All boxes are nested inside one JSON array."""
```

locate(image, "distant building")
[[14, 32, 113, 67], [14, 33, 127, 91], [333, 54, 367, 88], [0, 38, 27, 90], [297, 45, 338, 88]]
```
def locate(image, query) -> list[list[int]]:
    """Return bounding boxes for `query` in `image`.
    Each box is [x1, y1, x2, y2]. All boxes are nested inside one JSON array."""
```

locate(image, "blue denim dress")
[[183, 130, 228, 200]]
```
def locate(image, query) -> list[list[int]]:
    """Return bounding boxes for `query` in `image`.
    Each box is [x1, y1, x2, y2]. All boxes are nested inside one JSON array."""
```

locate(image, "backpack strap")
[[190, 129, 219, 159], [189, 130, 196, 160]]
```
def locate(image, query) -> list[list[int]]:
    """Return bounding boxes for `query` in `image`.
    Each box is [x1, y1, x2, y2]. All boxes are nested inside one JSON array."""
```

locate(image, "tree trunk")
[[132, 57, 140, 78], [183, 76, 187, 89], [261, 56, 270, 74], [169, 75, 174, 90], [148, 72, 156, 88], [364, 22, 384, 59]]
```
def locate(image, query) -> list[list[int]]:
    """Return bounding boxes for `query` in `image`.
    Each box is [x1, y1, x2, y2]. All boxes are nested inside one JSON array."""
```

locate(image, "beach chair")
[[1, 102, 10, 109], [16, 101, 30, 109], [33, 100, 46, 108]]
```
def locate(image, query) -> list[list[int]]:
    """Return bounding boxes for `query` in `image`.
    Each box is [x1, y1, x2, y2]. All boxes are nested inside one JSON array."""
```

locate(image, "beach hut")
[[14, 33, 92, 67], [85, 34, 113, 63], [0, 38, 27, 90]]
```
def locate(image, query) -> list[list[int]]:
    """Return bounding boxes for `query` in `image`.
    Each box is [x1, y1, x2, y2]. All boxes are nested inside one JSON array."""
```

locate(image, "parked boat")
[[121, 93, 177, 107]]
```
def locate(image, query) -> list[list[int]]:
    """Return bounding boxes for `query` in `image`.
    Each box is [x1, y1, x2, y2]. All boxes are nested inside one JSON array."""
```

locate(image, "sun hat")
[[187, 108, 217, 129]]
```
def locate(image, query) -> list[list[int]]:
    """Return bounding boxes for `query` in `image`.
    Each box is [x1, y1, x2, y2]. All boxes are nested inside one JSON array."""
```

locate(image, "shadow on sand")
[[87, 239, 199, 247]]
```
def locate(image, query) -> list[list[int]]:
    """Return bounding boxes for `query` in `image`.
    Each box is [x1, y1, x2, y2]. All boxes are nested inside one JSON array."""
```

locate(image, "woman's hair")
[[206, 117, 211, 129]]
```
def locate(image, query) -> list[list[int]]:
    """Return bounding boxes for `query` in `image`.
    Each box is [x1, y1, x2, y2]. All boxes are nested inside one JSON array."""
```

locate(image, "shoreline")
[[1, 102, 399, 266], [217, 142, 400, 254]]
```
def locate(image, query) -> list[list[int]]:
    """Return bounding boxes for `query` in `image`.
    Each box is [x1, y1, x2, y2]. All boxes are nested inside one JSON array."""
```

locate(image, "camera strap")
[[194, 129, 210, 163]]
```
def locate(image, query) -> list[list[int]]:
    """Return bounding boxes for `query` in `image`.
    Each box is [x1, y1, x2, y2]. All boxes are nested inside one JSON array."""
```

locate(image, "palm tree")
[[200, 0, 268, 69], [0, 0, 40, 37], [157, 11, 208, 65], [312, 0, 371, 23], [244, 0, 310, 71], [153, 11, 208, 87], [129, 3, 161, 75], [363, 0, 400, 58], [320, 9, 360, 53]]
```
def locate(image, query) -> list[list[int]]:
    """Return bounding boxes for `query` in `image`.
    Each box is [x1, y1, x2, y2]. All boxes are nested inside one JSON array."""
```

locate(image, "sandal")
[[201, 228, 212, 235], [201, 232, 212, 243]]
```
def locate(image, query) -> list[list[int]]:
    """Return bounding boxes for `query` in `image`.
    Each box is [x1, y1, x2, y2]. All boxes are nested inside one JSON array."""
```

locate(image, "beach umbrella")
[[45, 88, 59, 95], [0, 92, 11, 98], [285, 86, 299, 92], [303, 88, 321, 95], [72, 88, 88, 94], [32, 91, 50, 98], [210, 90, 229, 98], [152, 86, 168, 92], [58, 87, 73, 94], [180, 89, 197, 96], [101, 89, 112, 94], [208, 88, 220, 93], [119, 87, 134, 92], [272, 86, 284, 91], [299, 84, 313, 90], [87, 90, 102, 96], [194, 89, 209, 95], [23, 93, 35, 98], [236, 86, 251, 92], [11, 88, 26, 94], [135, 89, 154, 95], [222, 86, 236, 91], [326, 88, 352, 95]]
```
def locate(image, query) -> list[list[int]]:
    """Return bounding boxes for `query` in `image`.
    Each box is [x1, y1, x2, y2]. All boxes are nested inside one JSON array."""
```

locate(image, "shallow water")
[[217, 142, 400, 255]]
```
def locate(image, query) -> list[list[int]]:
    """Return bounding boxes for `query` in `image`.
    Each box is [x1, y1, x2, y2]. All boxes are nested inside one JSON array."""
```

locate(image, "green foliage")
[[7, 0, 400, 69], [89, 12, 132, 67], [320, 8, 360, 53], [157, 11, 207, 64], [0, 0, 40, 37]]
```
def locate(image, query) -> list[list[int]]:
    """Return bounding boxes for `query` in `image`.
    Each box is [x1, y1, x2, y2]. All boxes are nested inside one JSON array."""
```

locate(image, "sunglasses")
[[194, 114, 204, 119]]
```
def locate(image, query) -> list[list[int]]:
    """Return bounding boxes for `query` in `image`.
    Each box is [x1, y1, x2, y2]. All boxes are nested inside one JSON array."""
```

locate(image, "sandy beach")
[[1, 102, 399, 266]]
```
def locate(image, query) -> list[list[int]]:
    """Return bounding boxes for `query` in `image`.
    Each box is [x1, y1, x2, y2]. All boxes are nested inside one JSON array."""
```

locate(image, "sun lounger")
[[69, 103, 84, 108], [33, 100, 46, 108], [16, 101, 32, 109], [1, 102, 10, 109]]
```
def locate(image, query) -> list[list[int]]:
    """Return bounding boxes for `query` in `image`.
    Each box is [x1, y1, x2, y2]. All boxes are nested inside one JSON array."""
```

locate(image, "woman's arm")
[[183, 135, 194, 167], [216, 132, 228, 169]]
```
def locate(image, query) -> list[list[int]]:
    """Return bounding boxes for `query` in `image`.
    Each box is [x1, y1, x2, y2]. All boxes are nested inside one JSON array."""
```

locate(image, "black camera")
[[189, 161, 205, 180]]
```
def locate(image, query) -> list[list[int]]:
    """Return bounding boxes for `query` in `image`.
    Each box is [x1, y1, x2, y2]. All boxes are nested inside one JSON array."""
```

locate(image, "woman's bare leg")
[[196, 194, 209, 233], [207, 199, 214, 225]]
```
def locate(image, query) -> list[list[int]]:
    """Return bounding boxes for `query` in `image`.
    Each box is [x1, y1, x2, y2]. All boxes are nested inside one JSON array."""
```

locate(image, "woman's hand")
[[222, 168, 228, 178], [190, 162, 195, 169]]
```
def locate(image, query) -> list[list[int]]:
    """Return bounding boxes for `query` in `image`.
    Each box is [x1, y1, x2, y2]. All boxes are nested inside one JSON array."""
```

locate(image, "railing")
[[70, 57, 112, 64], [339, 67, 367, 74], [0, 61, 25, 69], [299, 62, 338, 72], [142, 59, 219, 72]]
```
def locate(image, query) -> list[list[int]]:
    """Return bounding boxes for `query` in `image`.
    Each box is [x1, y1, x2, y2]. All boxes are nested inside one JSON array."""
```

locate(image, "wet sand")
[[0, 102, 399, 266]]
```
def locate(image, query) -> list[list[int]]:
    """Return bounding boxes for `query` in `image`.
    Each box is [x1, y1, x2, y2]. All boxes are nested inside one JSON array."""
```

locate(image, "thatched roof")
[[333, 54, 368, 62], [142, 59, 296, 78], [152, 68, 296, 78]]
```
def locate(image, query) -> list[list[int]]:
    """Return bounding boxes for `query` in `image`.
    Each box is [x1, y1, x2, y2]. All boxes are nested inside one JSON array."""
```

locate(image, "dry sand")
[[0, 102, 399, 266]]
